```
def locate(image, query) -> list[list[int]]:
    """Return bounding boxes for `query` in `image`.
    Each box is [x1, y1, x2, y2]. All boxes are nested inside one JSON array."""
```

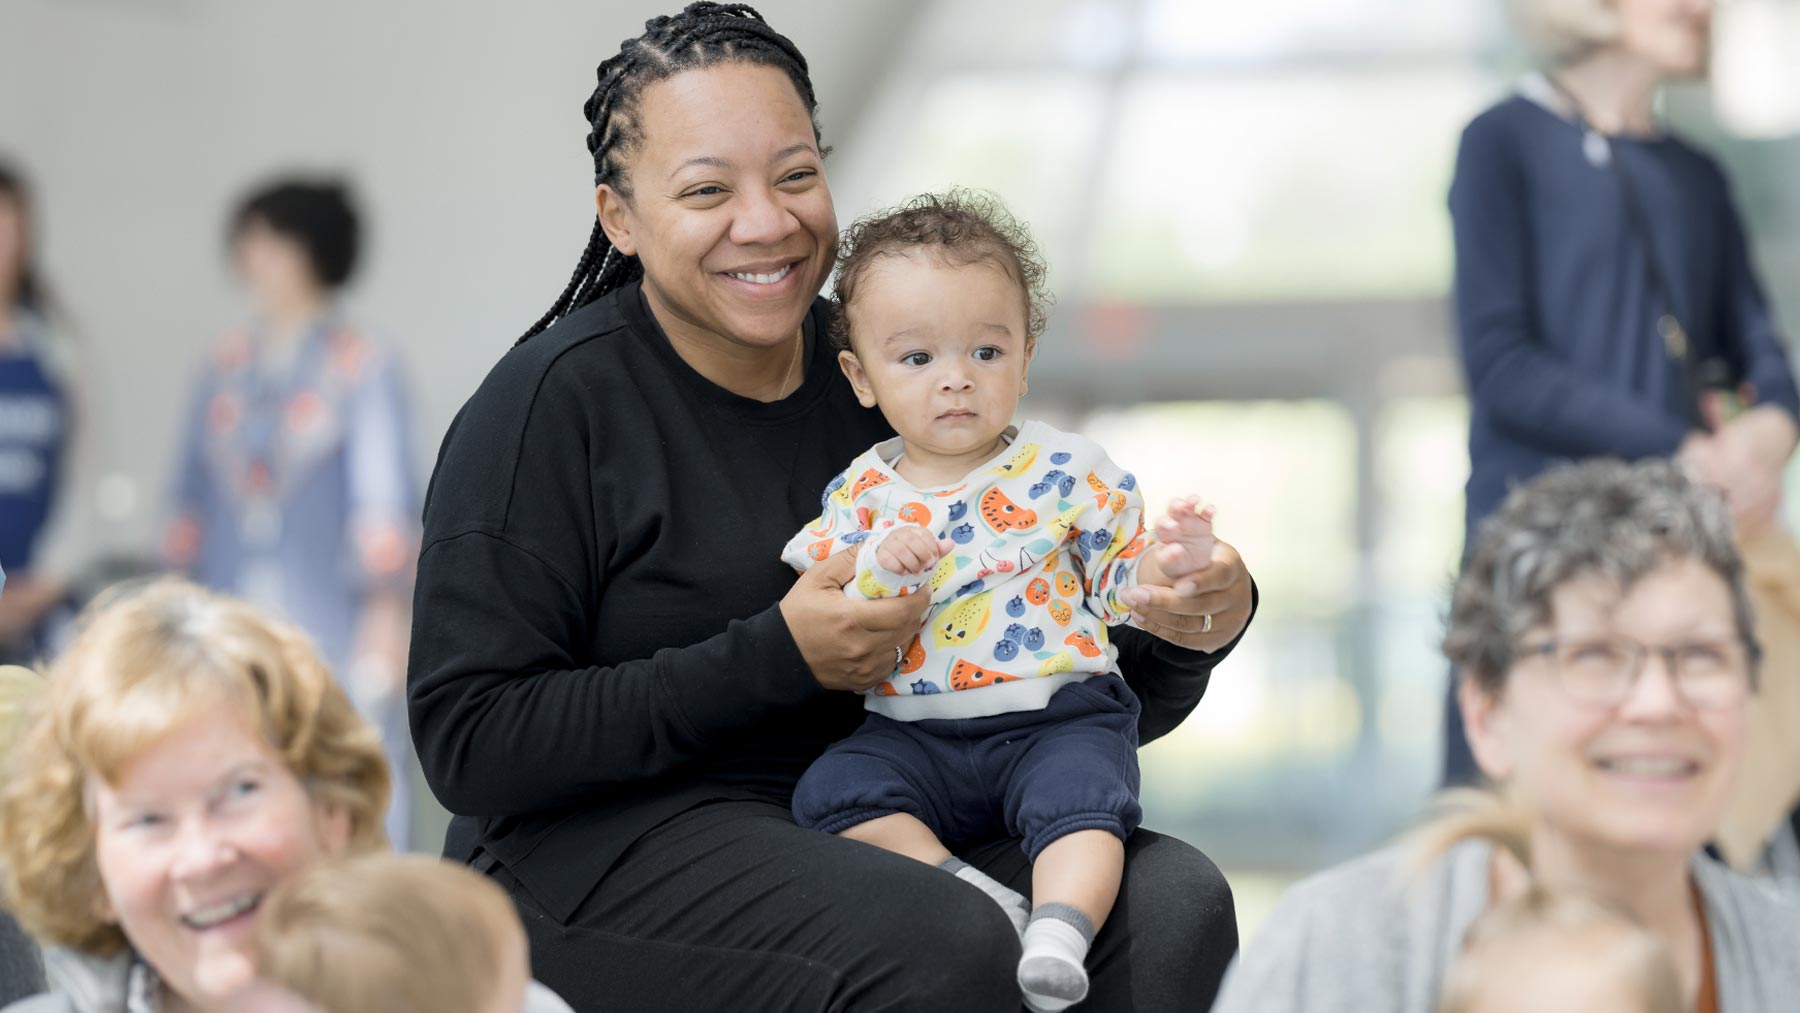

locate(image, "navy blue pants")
[[794, 676, 1143, 860]]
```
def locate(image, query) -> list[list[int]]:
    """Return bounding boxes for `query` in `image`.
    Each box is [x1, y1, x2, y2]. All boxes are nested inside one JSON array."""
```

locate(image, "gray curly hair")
[[1444, 458, 1760, 694]]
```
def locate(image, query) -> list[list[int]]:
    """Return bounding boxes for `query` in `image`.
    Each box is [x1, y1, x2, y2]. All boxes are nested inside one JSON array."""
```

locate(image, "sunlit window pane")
[[861, 73, 1106, 275], [1088, 69, 1493, 301], [1141, 0, 1499, 62]]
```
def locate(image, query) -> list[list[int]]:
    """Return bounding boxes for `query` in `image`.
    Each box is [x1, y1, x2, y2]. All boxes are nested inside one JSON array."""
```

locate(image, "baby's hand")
[[875, 525, 951, 578], [1151, 496, 1217, 592]]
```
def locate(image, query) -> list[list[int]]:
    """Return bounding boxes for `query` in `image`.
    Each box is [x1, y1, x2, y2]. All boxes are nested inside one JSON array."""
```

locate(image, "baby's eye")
[[973, 346, 1002, 362], [902, 352, 932, 367]]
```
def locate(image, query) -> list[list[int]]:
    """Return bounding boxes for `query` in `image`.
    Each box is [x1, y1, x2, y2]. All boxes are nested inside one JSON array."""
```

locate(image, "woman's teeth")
[[727, 264, 792, 285], [1597, 756, 1695, 776], [182, 893, 260, 929]]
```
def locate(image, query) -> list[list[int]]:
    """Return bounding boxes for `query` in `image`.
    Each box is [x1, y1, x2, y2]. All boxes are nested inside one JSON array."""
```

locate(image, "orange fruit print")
[[898, 636, 926, 674], [949, 659, 1015, 690], [978, 488, 1039, 534]]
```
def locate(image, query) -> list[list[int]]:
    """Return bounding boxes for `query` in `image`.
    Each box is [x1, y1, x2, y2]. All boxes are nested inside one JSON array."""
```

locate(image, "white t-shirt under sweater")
[[781, 420, 1152, 721]]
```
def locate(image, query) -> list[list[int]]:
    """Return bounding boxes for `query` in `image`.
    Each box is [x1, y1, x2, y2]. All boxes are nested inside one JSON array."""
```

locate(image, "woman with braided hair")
[[408, 5, 1257, 1008]]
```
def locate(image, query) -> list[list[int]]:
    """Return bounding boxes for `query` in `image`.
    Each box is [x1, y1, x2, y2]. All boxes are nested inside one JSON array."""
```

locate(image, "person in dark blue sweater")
[[1445, 0, 1800, 784]]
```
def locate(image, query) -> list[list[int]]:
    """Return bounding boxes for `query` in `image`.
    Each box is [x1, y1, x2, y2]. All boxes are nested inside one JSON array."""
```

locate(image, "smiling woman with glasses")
[[1518, 634, 1754, 711], [1216, 459, 1800, 1013]]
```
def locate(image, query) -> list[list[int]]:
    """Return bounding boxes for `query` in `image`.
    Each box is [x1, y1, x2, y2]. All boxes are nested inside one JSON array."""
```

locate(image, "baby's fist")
[[876, 524, 949, 577]]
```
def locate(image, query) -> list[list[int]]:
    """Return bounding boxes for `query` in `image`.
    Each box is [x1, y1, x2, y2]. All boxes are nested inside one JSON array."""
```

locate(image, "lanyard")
[[1545, 77, 1713, 425]]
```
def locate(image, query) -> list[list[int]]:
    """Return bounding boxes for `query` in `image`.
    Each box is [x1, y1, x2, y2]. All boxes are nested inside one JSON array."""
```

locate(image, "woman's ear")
[[596, 184, 637, 257], [1460, 672, 1514, 784], [838, 351, 878, 408]]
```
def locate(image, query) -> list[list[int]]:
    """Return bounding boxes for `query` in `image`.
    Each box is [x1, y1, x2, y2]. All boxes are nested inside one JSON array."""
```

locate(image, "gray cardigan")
[[3, 947, 577, 1013], [1213, 838, 1800, 1013]]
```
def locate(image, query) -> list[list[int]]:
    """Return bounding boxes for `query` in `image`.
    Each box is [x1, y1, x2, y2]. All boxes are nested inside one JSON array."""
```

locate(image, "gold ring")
[[1201, 614, 1213, 634]]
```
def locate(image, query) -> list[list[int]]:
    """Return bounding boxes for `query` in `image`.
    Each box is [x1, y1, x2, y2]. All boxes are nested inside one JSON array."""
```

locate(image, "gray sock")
[[1018, 903, 1095, 1012], [938, 856, 1031, 937]]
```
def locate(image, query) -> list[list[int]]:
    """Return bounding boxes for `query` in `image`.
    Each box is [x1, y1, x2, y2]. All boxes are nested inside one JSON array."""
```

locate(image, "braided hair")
[[516, 2, 824, 345]]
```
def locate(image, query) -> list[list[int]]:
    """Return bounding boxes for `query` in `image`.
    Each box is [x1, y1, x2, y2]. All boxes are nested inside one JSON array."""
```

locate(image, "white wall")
[[0, 0, 914, 558]]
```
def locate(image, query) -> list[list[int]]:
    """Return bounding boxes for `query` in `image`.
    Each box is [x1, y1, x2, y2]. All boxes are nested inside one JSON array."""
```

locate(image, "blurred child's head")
[[1439, 887, 1683, 1013], [229, 178, 360, 307], [254, 853, 531, 1013], [831, 191, 1050, 467]]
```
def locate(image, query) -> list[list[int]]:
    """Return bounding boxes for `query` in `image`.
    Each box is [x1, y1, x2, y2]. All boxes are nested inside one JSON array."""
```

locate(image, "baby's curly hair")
[[830, 190, 1051, 351]]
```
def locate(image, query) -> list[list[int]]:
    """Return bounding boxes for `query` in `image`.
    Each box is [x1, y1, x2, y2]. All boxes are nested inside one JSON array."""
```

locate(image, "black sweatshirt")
[[408, 282, 1253, 921]]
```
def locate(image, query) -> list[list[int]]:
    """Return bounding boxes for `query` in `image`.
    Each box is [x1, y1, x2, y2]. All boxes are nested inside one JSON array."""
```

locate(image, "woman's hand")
[[1121, 502, 1253, 653], [781, 551, 934, 692], [1713, 404, 1798, 532]]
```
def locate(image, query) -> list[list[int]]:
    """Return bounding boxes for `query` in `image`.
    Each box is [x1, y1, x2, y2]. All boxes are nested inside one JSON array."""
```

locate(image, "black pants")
[[488, 799, 1236, 1012]]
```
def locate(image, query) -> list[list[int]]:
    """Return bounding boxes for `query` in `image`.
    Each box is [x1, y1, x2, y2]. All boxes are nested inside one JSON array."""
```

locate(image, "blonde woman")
[[0, 580, 571, 1012], [1215, 461, 1800, 1012], [1441, 0, 1800, 783]]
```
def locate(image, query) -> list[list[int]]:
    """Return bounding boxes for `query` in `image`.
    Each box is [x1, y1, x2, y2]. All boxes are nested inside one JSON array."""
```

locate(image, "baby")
[[1439, 887, 1684, 1013], [253, 852, 555, 1013], [781, 191, 1218, 1012]]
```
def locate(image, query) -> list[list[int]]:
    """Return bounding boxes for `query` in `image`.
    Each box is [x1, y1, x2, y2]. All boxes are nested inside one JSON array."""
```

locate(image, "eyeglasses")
[[1518, 636, 1751, 710]]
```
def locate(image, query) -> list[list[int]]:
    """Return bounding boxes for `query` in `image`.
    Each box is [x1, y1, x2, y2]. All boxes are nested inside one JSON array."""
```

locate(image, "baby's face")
[[840, 251, 1032, 471]]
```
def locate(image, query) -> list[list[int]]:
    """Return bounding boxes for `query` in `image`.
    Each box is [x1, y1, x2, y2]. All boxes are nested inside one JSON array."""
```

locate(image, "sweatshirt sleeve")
[[1067, 452, 1150, 625], [1450, 115, 1692, 458], [408, 530, 823, 817], [1712, 168, 1800, 422], [407, 369, 825, 819], [778, 465, 858, 574]]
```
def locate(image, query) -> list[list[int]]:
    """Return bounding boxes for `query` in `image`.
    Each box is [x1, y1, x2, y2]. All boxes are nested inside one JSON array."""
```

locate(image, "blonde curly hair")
[[0, 579, 391, 955]]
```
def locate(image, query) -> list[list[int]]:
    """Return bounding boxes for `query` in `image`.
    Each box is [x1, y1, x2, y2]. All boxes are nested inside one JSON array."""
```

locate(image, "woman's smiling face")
[[88, 709, 351, 1006], [1463, 557, 1749, 860], [597, 61, 837, 354]]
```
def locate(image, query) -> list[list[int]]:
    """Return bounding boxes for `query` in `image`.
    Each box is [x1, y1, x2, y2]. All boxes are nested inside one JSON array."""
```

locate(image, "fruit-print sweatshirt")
[[781, 421, 1152, 721]]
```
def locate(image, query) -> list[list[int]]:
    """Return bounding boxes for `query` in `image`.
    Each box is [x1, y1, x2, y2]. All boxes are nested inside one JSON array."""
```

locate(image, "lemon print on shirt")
[[929, 552, 961, 593], [933, 590, 994, 649], [989, 442, 1041, 478], [856, 569, 895, 598]]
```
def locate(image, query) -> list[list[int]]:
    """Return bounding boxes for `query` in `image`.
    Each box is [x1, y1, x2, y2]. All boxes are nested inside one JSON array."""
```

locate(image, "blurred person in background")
[[166, 178, 419, 847], [0, 580, 571, 1012], [1443, 0, 1800, 788], [1215, 460, 1800, 1013], [0, 664, 47, 1003], [408, 3, 1255, 1009], [0, 161, 90, 662]]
